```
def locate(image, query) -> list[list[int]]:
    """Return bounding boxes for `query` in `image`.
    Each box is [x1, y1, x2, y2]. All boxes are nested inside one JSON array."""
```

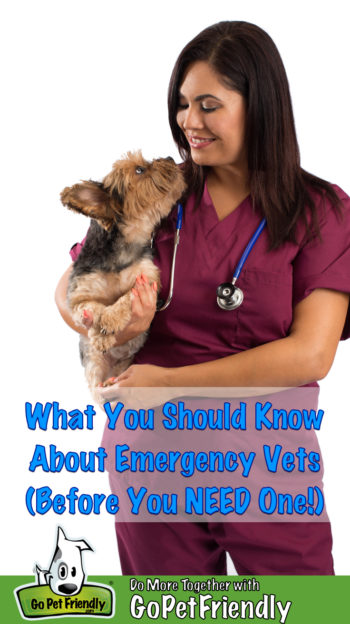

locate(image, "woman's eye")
[[177, 102, 218, 113], [201, 103, 219, 113]]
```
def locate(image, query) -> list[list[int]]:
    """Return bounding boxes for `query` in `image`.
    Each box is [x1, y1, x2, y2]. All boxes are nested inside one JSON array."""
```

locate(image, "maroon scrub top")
[[70, 181, 350, 368], [132, 182, 350, 368]]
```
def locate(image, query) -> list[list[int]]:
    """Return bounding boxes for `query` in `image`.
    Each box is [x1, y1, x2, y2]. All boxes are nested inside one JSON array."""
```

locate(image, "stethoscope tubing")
[[233, 217, 267, 281], [157, 203, 183, 311], [216, 216, 266, 310]]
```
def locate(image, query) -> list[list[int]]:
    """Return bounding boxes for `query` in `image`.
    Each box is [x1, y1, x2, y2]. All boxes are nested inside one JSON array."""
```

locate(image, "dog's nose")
[[58, 583, 79, 595], [155, 156, 174, 163]]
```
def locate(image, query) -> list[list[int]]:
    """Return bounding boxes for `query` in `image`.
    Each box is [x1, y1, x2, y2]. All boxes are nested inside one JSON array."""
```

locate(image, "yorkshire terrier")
[[61, 151, 185, 401]]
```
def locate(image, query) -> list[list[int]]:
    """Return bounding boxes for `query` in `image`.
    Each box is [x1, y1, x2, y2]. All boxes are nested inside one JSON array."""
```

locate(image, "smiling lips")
[[187, 135, 216, 149]]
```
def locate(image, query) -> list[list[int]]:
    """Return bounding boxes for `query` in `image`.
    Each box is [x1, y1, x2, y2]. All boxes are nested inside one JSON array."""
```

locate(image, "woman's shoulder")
[[294, 181, 350, 250], [308, 181, 350, 211], [298, 181, 350, 239], [329, 183, 350, 206]]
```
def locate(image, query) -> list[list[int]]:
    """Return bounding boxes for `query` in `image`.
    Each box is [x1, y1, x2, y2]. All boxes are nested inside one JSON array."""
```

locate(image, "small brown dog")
[[61, 151, 185, 402]]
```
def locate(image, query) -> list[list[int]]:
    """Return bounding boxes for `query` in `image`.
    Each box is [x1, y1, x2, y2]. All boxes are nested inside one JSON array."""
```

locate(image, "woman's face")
[[176, 61, 247, 172]]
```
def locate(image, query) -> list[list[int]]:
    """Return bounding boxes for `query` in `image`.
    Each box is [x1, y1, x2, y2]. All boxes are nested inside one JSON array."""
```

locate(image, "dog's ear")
[[60, 181, 116, 231]]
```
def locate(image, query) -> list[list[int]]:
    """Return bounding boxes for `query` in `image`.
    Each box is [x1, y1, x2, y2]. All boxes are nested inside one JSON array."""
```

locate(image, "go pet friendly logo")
[[15, 526, 114, 619]]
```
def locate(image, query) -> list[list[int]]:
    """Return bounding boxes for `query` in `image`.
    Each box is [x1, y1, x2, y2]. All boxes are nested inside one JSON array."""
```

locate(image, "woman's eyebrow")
[[178, 92, 222, 102]]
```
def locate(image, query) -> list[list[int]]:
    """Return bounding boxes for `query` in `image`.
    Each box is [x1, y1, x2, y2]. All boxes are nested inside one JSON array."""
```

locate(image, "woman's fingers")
[[134, 274, 157, 305], [131, 287, 145, 317], [132, 274, 158, 315], [116, 367, 133, 382]]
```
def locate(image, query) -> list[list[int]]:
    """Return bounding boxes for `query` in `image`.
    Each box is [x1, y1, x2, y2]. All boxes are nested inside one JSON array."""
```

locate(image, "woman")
[[56, 21, 350, 574]]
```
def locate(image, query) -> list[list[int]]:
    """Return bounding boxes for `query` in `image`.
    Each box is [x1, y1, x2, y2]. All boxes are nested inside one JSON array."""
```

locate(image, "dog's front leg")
[[90, 291, 133, 352], [70, 301, 107, 331], [99, 291, 133, 334], [84, 349, 115, 405]]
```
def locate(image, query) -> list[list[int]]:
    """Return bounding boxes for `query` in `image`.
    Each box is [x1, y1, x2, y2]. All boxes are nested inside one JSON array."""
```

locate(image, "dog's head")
[[61, 151, 185, 232], [42, 527, 92, 596]]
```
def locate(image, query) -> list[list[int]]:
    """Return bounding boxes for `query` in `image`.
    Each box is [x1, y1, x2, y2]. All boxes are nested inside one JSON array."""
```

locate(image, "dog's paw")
[[99, 309, 127, 335], [99, 327, 110, 335]]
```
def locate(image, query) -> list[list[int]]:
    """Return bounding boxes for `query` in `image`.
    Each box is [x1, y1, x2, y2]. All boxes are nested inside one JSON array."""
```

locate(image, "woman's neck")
[[206, 166, 250, 221]]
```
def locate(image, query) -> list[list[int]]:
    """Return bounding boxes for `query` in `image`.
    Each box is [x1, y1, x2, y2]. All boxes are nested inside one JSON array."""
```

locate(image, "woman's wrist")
[[113, 324, 146, 346], [163, 365, 187, 387]]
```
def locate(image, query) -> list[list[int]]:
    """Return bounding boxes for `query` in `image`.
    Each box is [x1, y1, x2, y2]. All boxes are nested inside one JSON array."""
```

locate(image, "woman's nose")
[[181, 105, 205, 130]]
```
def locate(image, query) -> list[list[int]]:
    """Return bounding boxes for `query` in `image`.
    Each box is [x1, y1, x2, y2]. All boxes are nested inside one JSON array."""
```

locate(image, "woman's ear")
[[60, 181, 116, 231]]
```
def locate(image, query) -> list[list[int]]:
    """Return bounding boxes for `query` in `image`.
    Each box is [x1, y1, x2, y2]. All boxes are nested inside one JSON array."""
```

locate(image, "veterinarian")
[[56, 21, 350, 575]]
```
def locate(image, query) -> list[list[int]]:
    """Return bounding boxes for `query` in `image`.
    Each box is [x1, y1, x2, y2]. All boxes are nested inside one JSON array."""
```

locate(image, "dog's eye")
[[58, 563, 68, 580], [71, 567, 77, 577], [135, 166, 146, 174]]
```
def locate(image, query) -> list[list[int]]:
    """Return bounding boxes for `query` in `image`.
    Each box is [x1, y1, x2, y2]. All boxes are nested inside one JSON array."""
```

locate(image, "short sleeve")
[[69, 236, 86, 262], [292, 187, 350, 340]]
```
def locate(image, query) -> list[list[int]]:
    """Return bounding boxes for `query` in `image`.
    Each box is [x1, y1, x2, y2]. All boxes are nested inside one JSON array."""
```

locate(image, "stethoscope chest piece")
[[216, 282, 244, 310]]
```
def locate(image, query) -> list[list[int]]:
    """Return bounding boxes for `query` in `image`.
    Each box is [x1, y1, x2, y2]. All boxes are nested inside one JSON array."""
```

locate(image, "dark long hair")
[[168, 21, 342, 248]]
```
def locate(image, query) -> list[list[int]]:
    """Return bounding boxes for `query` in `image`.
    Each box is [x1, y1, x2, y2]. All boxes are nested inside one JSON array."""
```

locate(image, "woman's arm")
[[115, 288, 349, 388], [55, 265, 87, 335]]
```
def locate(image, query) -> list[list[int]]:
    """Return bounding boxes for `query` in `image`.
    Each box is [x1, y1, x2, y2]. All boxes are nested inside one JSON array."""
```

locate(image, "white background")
[[1, 0, 349, 575]]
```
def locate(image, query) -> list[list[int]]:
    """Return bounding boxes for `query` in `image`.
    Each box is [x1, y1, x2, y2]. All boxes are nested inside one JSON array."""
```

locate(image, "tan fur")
[[61, 182, 115, 231], [62, 152, 186, 402]]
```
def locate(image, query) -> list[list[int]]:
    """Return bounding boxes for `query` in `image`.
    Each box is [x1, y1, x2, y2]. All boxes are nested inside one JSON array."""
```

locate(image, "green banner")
[[4, 575, 350, 623]]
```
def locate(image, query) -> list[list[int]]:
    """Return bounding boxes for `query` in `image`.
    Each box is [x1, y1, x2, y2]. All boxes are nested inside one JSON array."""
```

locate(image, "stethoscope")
[[157, 203, 267, 311], [157, 203, 183, 311]]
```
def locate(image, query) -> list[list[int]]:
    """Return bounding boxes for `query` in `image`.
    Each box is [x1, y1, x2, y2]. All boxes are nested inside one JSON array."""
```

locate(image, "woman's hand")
[[106, 273, 157, 345], [114, 363, 169, 387], [56, 267, 158, 341], [118, 273, 158, 344], [84, 273, 158, 345], [95, 363, 177, 408]]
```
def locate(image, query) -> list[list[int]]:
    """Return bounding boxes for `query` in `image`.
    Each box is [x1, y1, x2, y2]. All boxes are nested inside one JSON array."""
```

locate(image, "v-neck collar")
[[200, 180, 252, 240]]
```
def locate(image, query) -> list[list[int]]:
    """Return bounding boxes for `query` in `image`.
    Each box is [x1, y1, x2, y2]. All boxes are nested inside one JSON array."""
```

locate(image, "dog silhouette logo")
[[15, 526, 114, 619], [35, 526, 92, 596]]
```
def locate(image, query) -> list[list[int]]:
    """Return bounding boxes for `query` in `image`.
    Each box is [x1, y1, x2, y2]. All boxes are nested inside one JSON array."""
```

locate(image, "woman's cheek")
[[176, 111, 185, 129]]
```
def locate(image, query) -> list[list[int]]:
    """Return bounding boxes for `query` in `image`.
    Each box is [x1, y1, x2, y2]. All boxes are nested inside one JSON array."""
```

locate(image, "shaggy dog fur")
[[61, 151, 185, 402]]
